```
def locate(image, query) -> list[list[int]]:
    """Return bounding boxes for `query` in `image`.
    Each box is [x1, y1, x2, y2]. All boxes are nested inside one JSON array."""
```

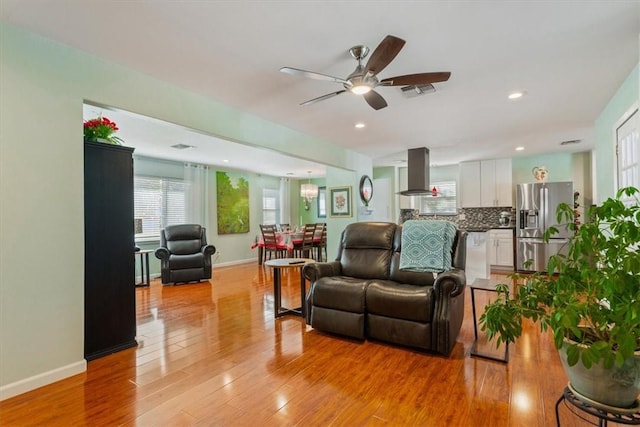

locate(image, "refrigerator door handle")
[[542, 187, 548, 232]]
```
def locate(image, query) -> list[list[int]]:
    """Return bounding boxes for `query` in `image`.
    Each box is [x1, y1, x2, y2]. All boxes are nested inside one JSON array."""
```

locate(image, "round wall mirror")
[[359, 175, 373, 206]]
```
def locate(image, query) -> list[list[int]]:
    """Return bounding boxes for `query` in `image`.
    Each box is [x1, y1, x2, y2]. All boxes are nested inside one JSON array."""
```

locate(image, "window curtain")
[[279, 177, 291, 225], [184, 163, 209, 228]]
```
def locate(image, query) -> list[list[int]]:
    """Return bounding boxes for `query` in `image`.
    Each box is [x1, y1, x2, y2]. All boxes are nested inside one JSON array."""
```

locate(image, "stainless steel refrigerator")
[[516, 181, 574, 272]]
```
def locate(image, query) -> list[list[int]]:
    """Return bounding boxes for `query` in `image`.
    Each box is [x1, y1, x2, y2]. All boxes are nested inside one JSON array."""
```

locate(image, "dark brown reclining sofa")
[[302, 221, 467, 356]]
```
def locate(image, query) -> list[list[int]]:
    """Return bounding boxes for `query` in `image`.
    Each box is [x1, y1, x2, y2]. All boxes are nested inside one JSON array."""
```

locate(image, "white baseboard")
[[216, 258, 255, 268], [0, 359, 87, 401]]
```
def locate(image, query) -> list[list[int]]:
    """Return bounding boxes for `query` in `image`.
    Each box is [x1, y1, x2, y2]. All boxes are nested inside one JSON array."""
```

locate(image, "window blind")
[[419, 180, 457, 214], [262, 188, 279, 225], [134, 176, 186, 239]]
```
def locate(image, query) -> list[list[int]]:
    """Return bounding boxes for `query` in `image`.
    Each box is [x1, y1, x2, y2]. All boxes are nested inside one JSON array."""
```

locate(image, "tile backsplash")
[[400, 207, 515, 229], [457, 206, 515, 229]]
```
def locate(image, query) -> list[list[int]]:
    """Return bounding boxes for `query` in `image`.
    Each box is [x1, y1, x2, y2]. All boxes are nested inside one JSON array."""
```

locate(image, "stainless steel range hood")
[[399, 147, 431, 196]]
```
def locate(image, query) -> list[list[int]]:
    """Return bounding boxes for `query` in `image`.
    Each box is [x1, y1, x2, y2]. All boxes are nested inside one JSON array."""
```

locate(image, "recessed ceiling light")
[[515, 146, 525, 151], [508, 91, 526, 100], [355, 122, 366, 129], [223, 159, 229, 163]]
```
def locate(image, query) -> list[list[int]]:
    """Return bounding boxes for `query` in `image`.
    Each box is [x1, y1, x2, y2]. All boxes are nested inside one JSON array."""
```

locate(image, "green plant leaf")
[[566, 344, 580, 366]]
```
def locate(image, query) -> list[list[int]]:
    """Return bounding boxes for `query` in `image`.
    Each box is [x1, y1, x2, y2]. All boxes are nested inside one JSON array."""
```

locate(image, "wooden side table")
[[470, 277, 510, 363], [264, 258, 315, 318]]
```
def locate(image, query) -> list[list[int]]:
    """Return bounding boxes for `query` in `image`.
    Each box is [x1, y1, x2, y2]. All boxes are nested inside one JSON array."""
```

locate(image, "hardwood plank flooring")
[[0, 263, 627, 426]]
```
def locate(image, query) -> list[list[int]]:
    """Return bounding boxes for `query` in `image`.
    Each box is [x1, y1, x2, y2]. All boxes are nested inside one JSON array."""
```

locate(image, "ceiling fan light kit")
[[350, 84, 372, 95], [280, 35, 451, 110]]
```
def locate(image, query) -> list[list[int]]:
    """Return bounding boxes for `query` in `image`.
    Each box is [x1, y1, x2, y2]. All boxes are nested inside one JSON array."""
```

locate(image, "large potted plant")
[[481, 186, 640, 408]]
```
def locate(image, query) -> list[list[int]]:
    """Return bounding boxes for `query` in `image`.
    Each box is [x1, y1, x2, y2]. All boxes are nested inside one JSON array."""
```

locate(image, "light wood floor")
[[0, 263, 620, 426]]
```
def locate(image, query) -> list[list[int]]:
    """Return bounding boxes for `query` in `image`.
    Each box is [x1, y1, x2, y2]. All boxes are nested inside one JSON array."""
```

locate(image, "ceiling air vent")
[[171, 143, 196, 150], [560, 139, 582, 146], [401, 84, 435, 98]]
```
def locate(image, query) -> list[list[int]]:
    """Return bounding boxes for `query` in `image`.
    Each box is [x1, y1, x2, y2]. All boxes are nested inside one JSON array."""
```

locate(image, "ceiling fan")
[[280, 35, 451, 110]]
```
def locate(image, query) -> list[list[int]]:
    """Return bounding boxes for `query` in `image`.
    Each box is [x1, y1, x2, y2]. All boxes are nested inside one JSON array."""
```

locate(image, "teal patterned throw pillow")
[[399, 220, 457, 272]]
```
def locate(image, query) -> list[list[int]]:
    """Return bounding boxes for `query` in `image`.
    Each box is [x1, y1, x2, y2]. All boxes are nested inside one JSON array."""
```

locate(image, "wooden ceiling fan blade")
[[280, 67, 349, 84], [364, 35, 406, 76], [300, 90, 347, 106], [380, 72, 451, 86], [363, 90, 388, 110]]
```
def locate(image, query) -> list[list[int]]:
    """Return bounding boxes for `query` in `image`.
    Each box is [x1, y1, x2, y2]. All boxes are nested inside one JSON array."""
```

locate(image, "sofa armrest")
[[432, 268, 467, 355], [201, 244, 216, 256], [302, 261, 342, 283], [433, 268, 466, 298], [154, 247, 170, 260]]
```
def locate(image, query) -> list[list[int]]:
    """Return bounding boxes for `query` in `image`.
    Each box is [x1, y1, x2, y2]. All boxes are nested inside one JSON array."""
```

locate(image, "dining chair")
[[313, 222, 327, 261], [259, 224, 286, 263], [296, 223, 317, 260]]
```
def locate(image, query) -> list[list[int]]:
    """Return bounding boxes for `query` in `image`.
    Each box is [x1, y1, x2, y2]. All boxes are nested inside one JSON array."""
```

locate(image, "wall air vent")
[[559, 139, 582, 146], [401, 84, 435, 98], [171, 143, 196, 150]]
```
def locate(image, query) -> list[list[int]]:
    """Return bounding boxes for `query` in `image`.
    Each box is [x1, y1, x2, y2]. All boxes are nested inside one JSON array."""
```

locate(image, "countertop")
[[462, 226, 515, 232]]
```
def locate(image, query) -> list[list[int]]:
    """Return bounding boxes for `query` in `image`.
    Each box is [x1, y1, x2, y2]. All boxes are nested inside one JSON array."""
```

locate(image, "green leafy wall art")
[[216, 171, 250, 234]]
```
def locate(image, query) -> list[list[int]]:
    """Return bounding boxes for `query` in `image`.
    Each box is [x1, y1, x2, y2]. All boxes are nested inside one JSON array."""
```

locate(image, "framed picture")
[[330, 186, 352, 217], [317, 186, 326, 218], [216, 171, 250, 234]]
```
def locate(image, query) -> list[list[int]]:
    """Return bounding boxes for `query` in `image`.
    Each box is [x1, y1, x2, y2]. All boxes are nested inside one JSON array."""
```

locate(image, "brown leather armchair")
[[154, 224, 216, 285], [303, 221, 467, 355]]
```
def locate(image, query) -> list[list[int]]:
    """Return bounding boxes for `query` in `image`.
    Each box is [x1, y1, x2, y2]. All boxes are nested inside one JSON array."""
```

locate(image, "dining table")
[[254, 230, 303, 265], [253, 229, 322, 265]]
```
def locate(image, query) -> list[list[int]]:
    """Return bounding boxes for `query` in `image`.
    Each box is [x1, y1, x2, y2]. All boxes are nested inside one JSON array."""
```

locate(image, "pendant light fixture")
[[300, 171, 319, 211]]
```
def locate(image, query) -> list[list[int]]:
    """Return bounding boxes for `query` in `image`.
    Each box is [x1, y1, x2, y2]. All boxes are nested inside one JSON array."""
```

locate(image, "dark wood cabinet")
[[84, 141, 137, 360]]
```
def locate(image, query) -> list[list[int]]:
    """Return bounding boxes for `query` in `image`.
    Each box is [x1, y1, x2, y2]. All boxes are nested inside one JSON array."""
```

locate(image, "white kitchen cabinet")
[[487, 229, 514, 269], [460, 159, 512, 207], [459, 162, 481, 208], [494, 158, 513, 207]]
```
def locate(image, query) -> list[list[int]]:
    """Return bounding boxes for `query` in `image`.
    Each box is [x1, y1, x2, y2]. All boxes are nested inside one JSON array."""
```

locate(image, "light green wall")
[[134, 155, 184, 179], [373, 166, 395, 181], [298, 177, 326, 225], [431, 164, 460, 182], [512, 153, 574, 184], [594, 63, 639, 202], [325, 167, 358, 260], [511, 153, 572, 185], [215, 170, 282, 265], [512, 152, 593, 212], [0, 22, 369, 395], [373, 166, 396, 220]]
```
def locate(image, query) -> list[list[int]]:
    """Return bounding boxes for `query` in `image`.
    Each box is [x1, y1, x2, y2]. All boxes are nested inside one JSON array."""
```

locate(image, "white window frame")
[[616, 105, 639, 198]]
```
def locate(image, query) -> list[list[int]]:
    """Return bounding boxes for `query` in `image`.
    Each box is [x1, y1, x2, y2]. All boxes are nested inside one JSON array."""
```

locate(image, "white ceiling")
[[3, 1, 640, 176], [82, 103, 327, 178]]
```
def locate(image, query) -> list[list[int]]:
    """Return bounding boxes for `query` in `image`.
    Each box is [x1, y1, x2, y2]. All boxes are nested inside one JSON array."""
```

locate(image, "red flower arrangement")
[[83, 116, 124, 145]]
